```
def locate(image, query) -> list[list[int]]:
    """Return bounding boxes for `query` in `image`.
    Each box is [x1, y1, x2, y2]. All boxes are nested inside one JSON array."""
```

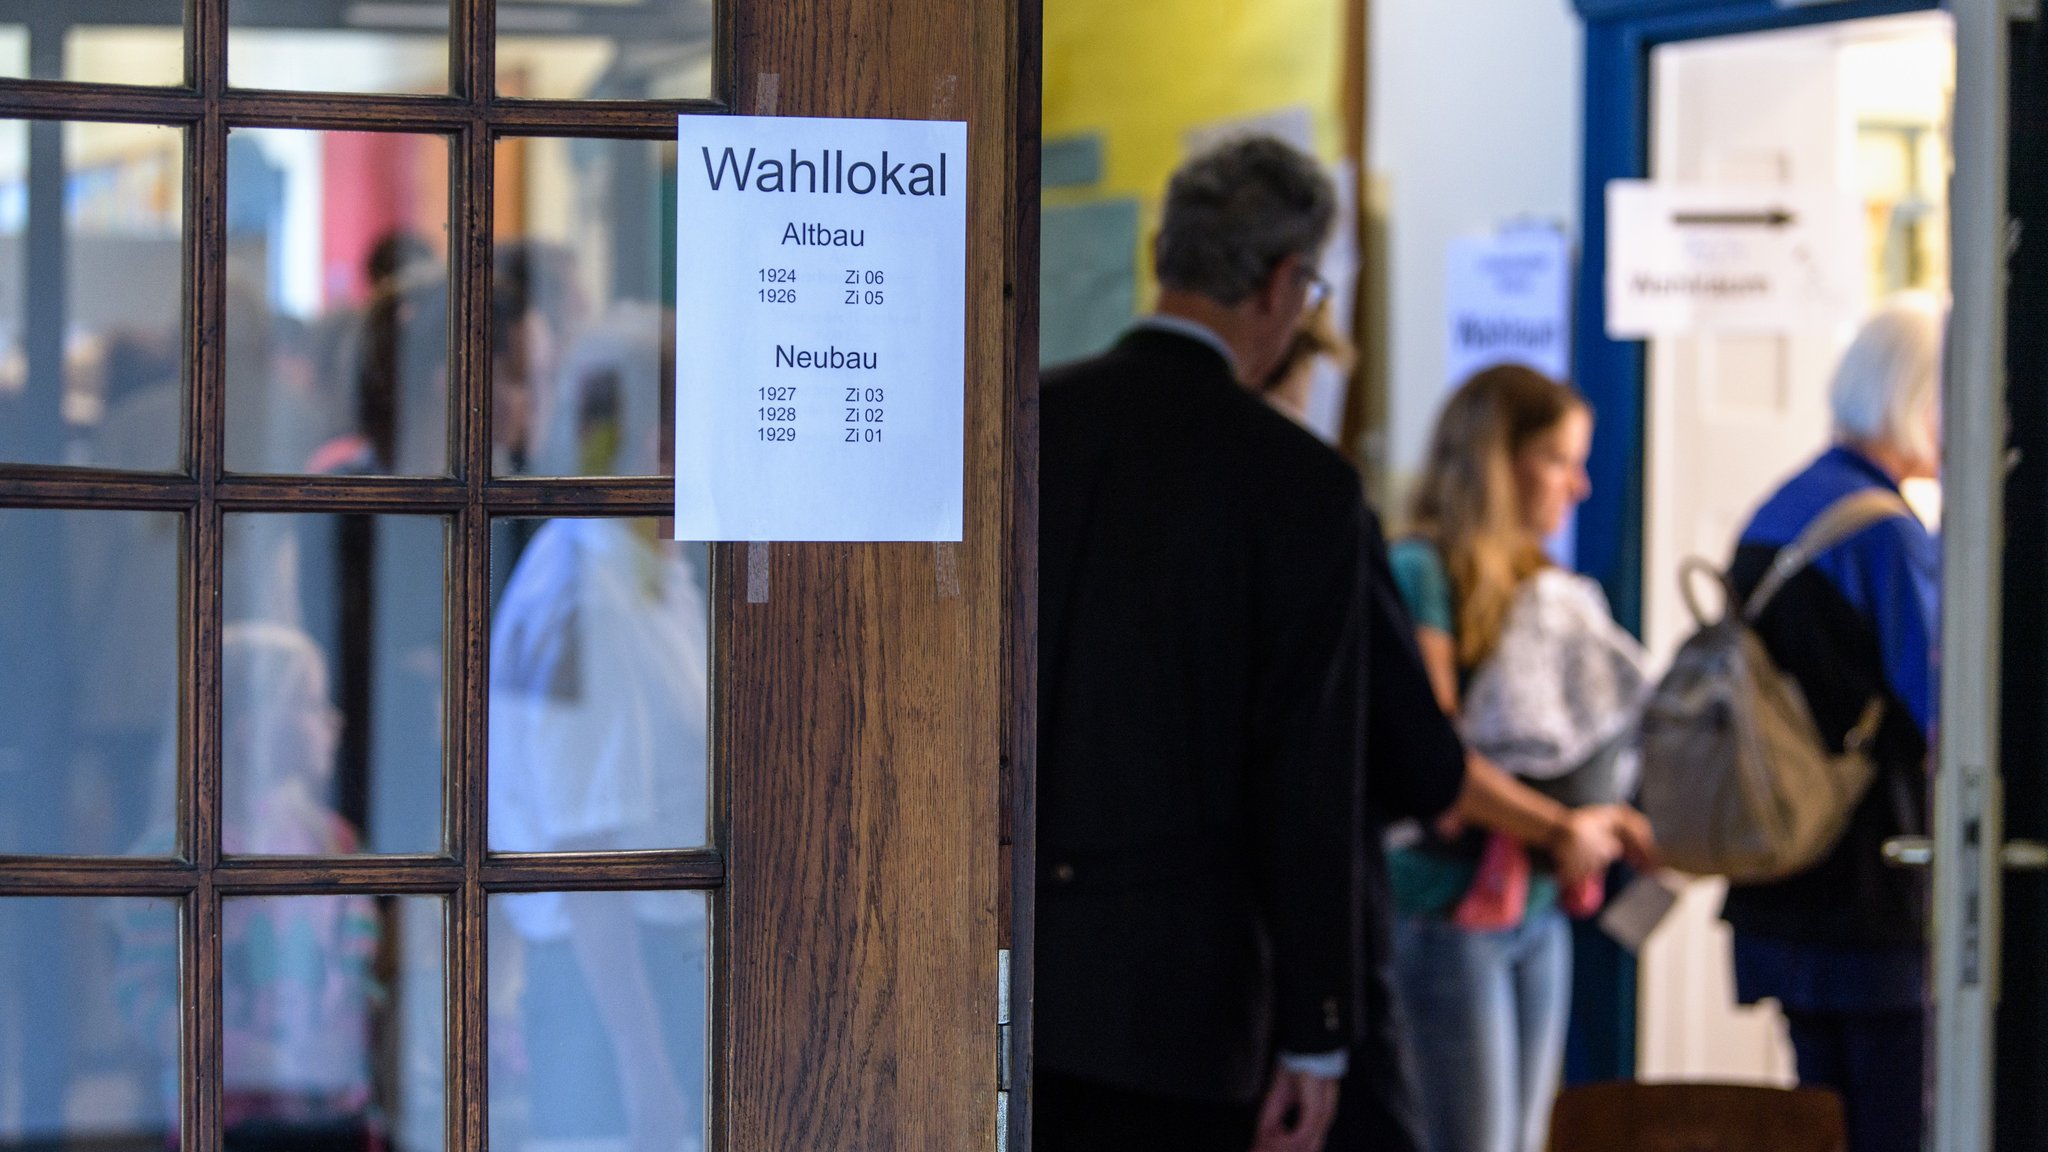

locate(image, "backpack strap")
[[1743, 487, 1915, 623]]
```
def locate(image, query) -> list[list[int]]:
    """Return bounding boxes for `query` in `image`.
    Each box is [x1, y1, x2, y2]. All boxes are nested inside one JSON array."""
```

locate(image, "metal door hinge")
[[998, 949, 1012, 1088], [997, 948, 1012, 1152]]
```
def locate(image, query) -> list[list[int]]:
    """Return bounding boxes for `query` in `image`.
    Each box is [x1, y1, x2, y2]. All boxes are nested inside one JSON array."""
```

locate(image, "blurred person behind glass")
[[489, 302, 707, 1152], [52, 327, 175, 845], [489, 240, 590, 611], [492, 239, 589, 476], [1720, 294, 1944, 1152], [292, 270, 450, 857], [114, 623, 383, 1150], [301, 230, 440, 477], [308, 271, 450, 477], [71, 329, 183, 853], [224, 274, 329, 476]]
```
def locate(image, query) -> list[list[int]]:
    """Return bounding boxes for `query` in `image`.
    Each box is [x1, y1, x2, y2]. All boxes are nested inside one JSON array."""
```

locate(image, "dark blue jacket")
[[1722, 447, 1937, 1004]]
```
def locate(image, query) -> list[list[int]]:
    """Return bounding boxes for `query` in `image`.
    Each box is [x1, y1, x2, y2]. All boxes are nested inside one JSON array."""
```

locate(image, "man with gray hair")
[[1036, 136, 1363, 1152]]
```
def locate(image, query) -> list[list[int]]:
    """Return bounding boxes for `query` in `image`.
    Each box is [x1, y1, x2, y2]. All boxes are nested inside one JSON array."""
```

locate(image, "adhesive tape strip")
[[747, 541, 771, 604]]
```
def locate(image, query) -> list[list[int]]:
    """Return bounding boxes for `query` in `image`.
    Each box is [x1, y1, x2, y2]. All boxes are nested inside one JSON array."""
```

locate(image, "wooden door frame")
[[717, 2, 1039, 1149], [1008, 4, 1044, 1151], [1940, 3, 2009, 1150]]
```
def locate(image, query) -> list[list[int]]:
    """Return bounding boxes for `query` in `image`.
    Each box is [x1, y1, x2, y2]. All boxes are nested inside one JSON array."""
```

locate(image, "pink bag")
[[1450, 832, 1530, 931], [1560, 872, 1606, 919]]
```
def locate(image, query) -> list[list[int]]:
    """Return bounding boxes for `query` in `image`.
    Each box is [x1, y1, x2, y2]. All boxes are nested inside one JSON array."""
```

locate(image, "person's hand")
[[1251, 1065, 1340, 1152], [1605, 803, 1658, 871], [1549, 806, 1623, 888], [1432, 808, 1470, 840]]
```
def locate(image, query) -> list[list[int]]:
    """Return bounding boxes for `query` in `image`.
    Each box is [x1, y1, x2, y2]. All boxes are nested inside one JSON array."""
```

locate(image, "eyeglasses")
[[1302, 271, 1332, 312]]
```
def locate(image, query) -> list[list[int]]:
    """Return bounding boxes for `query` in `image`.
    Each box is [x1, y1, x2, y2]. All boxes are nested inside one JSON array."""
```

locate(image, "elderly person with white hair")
[[1719, 293, 1944, 1152]]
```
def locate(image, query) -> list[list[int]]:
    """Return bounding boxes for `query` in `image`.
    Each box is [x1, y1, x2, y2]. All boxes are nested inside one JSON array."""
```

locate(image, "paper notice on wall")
[[1444, 226, 1573, 389], [673, 115, 968, 541], [1605, 180, 1865, 338]]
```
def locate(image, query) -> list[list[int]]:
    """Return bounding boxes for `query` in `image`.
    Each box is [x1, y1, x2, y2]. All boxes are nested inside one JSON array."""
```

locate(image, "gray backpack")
[[1637, 489, 1912, 883]]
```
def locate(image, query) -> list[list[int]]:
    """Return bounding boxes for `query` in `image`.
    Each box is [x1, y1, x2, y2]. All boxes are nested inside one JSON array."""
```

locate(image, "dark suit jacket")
[[1360, 517, 1468, 832], [1329, 516, 1469, 1152], [1036, 327, 1368, 1103]]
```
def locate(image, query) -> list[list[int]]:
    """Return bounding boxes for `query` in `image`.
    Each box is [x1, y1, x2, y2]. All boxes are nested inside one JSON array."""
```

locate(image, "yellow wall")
[[1042, 0, 1348, 325]]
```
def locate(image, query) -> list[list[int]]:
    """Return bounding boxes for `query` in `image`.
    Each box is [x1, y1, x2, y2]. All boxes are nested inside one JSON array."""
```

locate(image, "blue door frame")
[[1562, 0, 1941, 1084]]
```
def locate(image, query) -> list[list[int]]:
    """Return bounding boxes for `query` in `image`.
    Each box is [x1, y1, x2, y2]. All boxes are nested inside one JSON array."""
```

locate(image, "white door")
[[1641, 25, 1852, 667], [1634, 11, 1955, 1086], [1636, 22, 1853, 1086]]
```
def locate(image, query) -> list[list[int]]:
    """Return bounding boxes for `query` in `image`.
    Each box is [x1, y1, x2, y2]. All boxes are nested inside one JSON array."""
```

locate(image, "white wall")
[[1370, 0, 1582, 493]]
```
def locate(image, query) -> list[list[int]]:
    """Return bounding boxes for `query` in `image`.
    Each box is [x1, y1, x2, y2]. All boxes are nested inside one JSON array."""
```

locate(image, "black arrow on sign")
[[1672, 208, 1797, 228]]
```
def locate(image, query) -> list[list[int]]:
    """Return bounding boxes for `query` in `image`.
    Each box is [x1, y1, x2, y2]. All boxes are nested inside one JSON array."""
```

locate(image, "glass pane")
[[492, 137, 675, 477], [0, 509, 179, 857], [66, 4, 186, 87], [0, 28, 23, 79], [223, 895, 445, 1151], [0, 120, 185, 471], [0, 898, 180, 1147], [487, 890, 706, 1152], [497, 0, 713, 100], [226, 128, 452, 476], [489, 521, 708, 851], [225, 514, 446, 856], [228, 2, 448, 95]]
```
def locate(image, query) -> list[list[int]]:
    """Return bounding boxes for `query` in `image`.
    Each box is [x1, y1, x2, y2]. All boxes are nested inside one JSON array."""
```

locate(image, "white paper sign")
[[674, 115, 967, 541], [1605, 180, 1864, 338], [1444, 226, 1572, 389]]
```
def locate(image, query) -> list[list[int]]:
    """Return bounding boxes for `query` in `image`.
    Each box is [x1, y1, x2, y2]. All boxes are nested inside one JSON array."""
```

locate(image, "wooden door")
[[720, 3, 1036, 1151], [0, 2, 1037, 1150]]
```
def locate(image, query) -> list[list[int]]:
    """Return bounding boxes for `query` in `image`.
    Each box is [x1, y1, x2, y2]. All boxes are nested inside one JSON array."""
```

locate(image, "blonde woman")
[[1386, 365, 1650, 1152]]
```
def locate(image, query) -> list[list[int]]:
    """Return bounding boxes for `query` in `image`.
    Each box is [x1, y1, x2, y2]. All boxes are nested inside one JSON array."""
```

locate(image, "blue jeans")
[[1392, 907, 1572, 1152]]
